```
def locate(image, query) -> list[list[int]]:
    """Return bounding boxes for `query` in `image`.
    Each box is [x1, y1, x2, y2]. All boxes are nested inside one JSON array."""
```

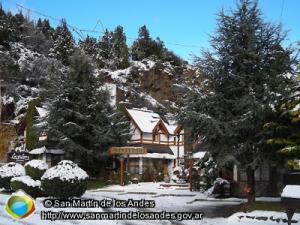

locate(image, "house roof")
[[126, 108, 160, 133], [152, 119, 170, 134], [125, 107, 182, 134], [29, 146, 65, 155]]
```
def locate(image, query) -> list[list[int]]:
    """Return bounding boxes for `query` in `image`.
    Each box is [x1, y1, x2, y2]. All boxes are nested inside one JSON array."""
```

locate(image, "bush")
[[41, 160, 89, 198], [10, 176, 43, 198], [0, 163, 25, 190], [25, 160, 48, 180]]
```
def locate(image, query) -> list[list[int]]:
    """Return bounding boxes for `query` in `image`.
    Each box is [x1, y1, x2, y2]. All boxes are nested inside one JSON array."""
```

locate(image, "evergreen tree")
[[46, 51, 128, 173], [264, 80, 300, 159], [49, 20, 75, 65], [180, 0, 295, 202], [0, 5, 10, 48], [96, 29, 113, 68], [131, 25, 164, 60], [36, 19, 54, 39], [111, 26, 129, 69], [79, 35, 99, 57], [9, 12, 26, 42]]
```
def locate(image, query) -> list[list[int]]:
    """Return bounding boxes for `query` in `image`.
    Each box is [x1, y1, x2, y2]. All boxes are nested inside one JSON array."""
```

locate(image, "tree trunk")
[[246, 167, 255, 203]]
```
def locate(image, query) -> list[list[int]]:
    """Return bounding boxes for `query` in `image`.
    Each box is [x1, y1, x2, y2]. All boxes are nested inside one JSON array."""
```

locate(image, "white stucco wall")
[[130, 122, 141, 140]]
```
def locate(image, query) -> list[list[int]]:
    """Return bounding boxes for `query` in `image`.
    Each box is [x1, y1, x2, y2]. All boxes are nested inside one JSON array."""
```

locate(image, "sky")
[[1, 0, 299, 61]]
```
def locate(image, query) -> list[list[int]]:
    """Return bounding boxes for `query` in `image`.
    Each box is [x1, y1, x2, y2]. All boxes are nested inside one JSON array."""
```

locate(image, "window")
[[153, 133, 159, 142]]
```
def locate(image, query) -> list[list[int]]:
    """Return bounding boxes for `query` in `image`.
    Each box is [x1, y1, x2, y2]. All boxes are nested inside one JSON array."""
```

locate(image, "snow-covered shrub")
[[205, 178, 230, 198], [25, 159, 48, 180], [195, 154, 218, 191], [171, 166, 187, 184], [0, 163, 25, 190], [11, 176, 43, 198], [41, 160, 89, 198]]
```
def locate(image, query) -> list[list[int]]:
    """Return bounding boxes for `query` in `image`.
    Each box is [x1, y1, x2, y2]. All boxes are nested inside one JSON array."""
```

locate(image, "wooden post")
[[120, 157, 124, 186], [189, 158, 193, 191], [126, 154, 129, 172]]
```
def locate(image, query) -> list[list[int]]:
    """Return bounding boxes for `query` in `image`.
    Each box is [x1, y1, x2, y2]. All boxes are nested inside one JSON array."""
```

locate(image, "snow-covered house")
[[123, 107, 184, 178]]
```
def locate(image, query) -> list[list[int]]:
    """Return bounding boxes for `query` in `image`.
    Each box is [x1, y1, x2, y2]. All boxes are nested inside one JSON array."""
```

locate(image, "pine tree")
[[79, 35, 99, 57], [36, 19, 54, 39], [131, 25, 155, 60], [0, 5, 10, 48], [106, 106, 131, 147], [111, 26, 129, 69], [131, 25, 175, 62], [49, 19, 75, 65], [180, 0, 295, 202], [96, 29, 113, 68], [265, 81, 300, 159], [46, 51, 129, 173]]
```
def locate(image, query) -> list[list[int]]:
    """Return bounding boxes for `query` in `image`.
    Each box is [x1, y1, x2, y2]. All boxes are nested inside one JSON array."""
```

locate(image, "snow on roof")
[[165, 124, 178, 134], [35, 106, 48, 118], [25, 159, 48, 170], [29, 147, 65, 155], [29, 146, 46, 155], [127, 108, 161, 133], [281, 185, 300, 199], [193, 151, 207, 159], [129, 153, 176, 159], [11, 175, 41, 187], [126, 107, 180, 134]]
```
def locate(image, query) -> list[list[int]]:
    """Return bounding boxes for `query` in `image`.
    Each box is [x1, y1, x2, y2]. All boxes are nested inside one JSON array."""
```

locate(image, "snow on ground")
[[139, 92, 166, 108], [227, 211, 300, 225], [0, 182, 298, 225], [0, 193, 116, 225]]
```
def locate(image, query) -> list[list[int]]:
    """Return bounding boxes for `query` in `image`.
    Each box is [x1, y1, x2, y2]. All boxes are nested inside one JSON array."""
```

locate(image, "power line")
[[15, 3, 201, 49]]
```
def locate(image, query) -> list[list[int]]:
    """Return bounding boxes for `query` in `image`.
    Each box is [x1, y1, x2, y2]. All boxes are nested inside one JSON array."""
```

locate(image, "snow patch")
[[11, 175, 41, 187], [29, 146, 46, 155]]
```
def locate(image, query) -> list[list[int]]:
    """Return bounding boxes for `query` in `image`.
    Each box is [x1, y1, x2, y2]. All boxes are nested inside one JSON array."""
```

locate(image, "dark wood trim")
[[124, 107, 143, 134], [152, 119, 170, 135]]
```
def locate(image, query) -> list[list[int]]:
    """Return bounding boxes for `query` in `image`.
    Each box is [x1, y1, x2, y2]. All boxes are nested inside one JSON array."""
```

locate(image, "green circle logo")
[[5, 190, 36, 219]]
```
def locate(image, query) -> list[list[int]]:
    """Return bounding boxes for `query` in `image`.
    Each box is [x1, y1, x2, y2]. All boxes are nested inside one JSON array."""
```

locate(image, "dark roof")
[[129, 144, 174, 155]]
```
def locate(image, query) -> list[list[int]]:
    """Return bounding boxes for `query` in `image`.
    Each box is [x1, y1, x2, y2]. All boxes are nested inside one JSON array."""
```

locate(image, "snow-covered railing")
[[281, 186, 300, 225]]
